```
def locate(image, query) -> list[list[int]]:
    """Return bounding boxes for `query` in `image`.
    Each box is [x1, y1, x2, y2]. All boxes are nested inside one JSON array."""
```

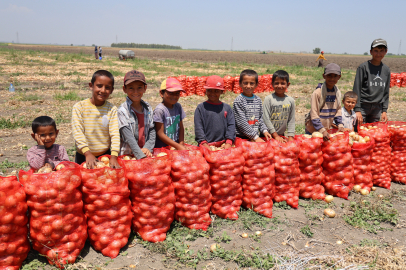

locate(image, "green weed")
[[0, 114, 31, 129], [21, 259, 47, 270], [13, 93, 42, 102], [274, 201, 291, 210], [54, 91, 81, 101], [215, 231, 232, 243], [295, 123, 305, 135], [300, 225, 314, 237], [0, 159, 29, 173], [343, 200, 399, 234]]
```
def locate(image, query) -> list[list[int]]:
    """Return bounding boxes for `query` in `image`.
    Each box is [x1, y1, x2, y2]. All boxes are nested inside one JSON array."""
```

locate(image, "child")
[[194, 75, 235, 149], [263, 70, 295, 143], [305, 63, 345, 141], [27, 116, 70, 170], [316, 51, 326, 67], [341, 91, 358, 131], [117, 70, 155, 159], [353, 38, 390, 124], [72, 70, 120, 169], [153, 78, 187, 150], [233, 69, 271, 142]]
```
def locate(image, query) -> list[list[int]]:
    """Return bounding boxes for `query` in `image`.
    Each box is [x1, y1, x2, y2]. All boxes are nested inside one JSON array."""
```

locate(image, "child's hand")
[[223, 143, 232, 149], [201, 143, 211, 150], [338, 126, 345, 132], [34, 133, 44, 146], [287, 136, 295, 142], [322, 131, 330, 141], [381, 112, 388, 122], [254, 137, 265, 143], [263, 132, 272, 141], [331, 123, 338, 129], [176, 144, 187, 151], [141, 148, 152, 158], [274, 136, 286, 144], [343, 128, 351, 132], [84, 152, 98, 169], [109, 156, 121, 169], [356, 112, 363, 125]]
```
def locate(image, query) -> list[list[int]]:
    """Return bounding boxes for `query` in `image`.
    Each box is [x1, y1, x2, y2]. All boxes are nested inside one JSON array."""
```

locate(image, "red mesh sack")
[[255, 75, 265, 93], [388, 122, 406, 184], [401, 73, 406, 88], [167, 147, 212, 229], [295, 135, 325, 200], [262, 74, 272, 92], [195, 76, 207, 97], [201, 141, 244, 220], [271, 139, 301, 208], [235, 139, 275, 218], [359, 122, 391, 189], [19, 162, 87, 268], [175, 75, 187, 97], [80, 155, 132, 258], [119, 150, 175, 242], [321, 132, 354, 199], [223, 75, 234, 92], [351, 136, 375, 191], [233, 76, 243, 94], [390, 73, 398, 88], [186, 76, 197, 96], [396, 74, 402, 88], [0, 176, 30, 270]]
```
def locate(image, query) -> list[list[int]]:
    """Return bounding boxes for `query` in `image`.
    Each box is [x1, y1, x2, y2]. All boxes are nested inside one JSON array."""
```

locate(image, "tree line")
[[111, 43, 182, 50]]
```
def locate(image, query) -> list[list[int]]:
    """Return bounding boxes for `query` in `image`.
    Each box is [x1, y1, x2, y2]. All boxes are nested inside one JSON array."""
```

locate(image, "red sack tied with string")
[[388, 122, 406, 184], [350, 133, 375, 191]]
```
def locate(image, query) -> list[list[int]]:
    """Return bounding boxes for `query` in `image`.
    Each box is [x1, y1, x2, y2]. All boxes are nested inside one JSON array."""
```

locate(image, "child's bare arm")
[[155, 122, 186, 150], [179, 120, 185, 145]]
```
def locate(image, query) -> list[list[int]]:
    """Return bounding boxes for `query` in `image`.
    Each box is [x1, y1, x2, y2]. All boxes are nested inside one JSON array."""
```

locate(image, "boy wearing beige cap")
[[305, 63, 345, 141], [117, 70, 155, 159]]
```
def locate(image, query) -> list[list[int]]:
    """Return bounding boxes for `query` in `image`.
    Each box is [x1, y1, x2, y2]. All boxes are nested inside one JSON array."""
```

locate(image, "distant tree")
[[71, 44, 73, 46], [364, 52, 368, 55], [313, 47, 321, 54], [92, 44, 95, 47], [344, 52, 348, 55]]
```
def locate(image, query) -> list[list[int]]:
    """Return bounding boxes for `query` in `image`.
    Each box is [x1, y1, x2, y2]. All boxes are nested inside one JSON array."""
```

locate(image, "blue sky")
[[1, 0, 405, 54]]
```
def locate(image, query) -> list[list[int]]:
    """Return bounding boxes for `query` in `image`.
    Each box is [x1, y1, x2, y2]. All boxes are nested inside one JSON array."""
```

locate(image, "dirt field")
[[8, 44, 406, 73], [1, 45, 406, 269]]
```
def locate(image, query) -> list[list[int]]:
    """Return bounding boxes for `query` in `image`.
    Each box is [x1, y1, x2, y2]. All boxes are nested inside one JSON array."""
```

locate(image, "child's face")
[[160, 90, 181, 106], [206, 89, 223, 103], [123, 81, 147, 103], [370, 47, 387, 63], [322, 73, 341, 89], [89, 76, 114, 106], [343, 97, 357, 112], [240, 75, 257, 97], [272, 77, 290, 97], [31, 126, 59, 148]]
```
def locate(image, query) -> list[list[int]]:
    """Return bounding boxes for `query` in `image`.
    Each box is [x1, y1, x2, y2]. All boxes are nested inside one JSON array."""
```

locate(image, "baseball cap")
[[204, 75, 224, 90], [160, 78, 185, 92], [324, 63, 341, 75], [321, 51, 324, 54], [371, 38, 388, 49], [124, 70, 147, 86]]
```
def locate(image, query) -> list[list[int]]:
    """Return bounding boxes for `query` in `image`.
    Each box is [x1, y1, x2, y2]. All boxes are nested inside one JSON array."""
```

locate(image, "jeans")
[[360, 103, 382, 124]]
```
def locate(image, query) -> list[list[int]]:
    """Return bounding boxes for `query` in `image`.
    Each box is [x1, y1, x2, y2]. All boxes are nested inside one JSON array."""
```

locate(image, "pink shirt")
[[133, 109, 145, 148], [26, 144, 70, 169]]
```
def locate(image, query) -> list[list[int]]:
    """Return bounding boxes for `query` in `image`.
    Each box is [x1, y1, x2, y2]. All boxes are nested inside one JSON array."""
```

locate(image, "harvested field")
[[1, 45, 406, 269], [9, 44, 406, 73]]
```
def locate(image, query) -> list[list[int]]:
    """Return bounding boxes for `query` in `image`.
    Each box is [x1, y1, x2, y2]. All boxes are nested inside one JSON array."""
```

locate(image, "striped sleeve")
[[256, 96, 268, 134], [233, 96, 257, 140], [72, 101, 89, 153], [108, 106, 120, 156], [26, 146, 46, 169]]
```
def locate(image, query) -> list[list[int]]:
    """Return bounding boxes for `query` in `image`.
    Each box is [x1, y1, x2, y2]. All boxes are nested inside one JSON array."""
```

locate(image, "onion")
[[156, 153, 167, 157], [55, 164, 65, 171], [312, 132, 323, 138], [360, 189, 369, 195], [378, 194, 384, 199], [210, 243, 219, 252], [100, 156, 110, 165], [123, 156, 131, 160], [353, 185, 361, 193], [325, 195, 334, 203], [324, 208, 336, 218], [371, 187, 377, 191], [336, 240, 343, 245], [255, 231, 262, 236], [241, 233, 248, 238]]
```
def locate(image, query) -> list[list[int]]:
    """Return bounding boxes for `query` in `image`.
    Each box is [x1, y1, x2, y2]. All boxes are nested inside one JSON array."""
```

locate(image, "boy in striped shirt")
[[305, 63, 345, 141], [233, 69, 272, 142], [72, 70, 121, 169]]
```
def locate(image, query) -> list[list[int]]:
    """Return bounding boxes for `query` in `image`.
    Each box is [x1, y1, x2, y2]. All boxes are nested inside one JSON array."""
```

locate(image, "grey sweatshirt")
[[263, 93, 296, 137], [352, 61, 390, 112]]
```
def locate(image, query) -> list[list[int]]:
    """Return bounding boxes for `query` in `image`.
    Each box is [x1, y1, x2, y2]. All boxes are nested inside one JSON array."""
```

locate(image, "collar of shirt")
[[241, 93, 255, 99], [343, 108, 355, 117]]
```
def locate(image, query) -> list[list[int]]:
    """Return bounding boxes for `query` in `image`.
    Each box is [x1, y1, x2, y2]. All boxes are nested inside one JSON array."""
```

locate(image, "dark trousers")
[[95, 52, 98, 59], [360, 102, 382, 124], [75, 149, 111, 165], [318, 59, 324, 67]]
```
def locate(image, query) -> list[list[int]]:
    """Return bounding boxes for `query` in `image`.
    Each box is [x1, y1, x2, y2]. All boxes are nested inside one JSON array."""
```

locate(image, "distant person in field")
[[99, 46, 102, 59], [233, 69, 272, 142], [118, 70, 156, 159], [305, 63, 345, 141], [263, 70, 295, 143], [316, 51, 326, 67], [194, 75, 236, 150], [94, 45, 98, 59], [352, 38, 390, 124]]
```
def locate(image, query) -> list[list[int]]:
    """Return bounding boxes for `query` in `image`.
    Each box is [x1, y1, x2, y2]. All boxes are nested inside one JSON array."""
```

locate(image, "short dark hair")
[[91, 70, 114, 86], [239, 69, 258, 85], [343, 91, 358, 101], [32, 116, 56, 133], [272, 70, 290, 84]]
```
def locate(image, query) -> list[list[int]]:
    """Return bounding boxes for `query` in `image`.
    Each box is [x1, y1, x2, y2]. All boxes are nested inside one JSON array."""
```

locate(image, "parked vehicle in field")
[[119, 50, 135, 60]]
